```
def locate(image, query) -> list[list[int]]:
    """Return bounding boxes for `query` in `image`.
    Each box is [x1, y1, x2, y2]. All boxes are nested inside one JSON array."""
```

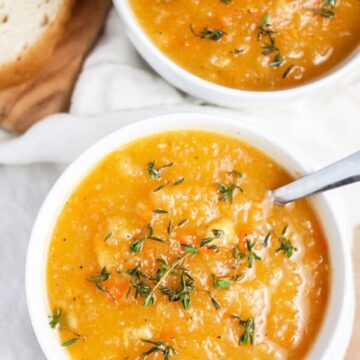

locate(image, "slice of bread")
[[0, 0, 75, 90]]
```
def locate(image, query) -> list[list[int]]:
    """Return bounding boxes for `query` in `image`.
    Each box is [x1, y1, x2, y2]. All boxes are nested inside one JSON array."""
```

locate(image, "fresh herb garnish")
[[282, 64, 295, 79], [315, 0, 336, 18], [130, 223, 168, 254], [269, 51, 285, 68], [234, 241, 261, 268], [208, 292, 220, 310], [120, 264, 153, 303], [232, 48, 245, 55], [48, 308, 62, 329], [257, 13, 286, 68], [232, 315, 256, 345], [276, 225, 297, 258], [62, 335, 81, 347], [160, 268, 194, 310], [245, 241, 262, 268], [200, 229, 224, 247], [141, 339, 176, 360], [88, 267, 110, 292], [153, 209, 168, 214], [220, 0, 232, 4], [263, 231, 271, 247], [190, 24, 226, 41], [146, 161, 173, 179], [167, 218, 188, 241], [212, 274, 235, 290], [177, 218, 188, 227], [150, 254, 193, 309], [218, 183, 243, 204], [173, 177, 185, 186], [182, 244, 199, 255], [104, 231, 113, 241], [313, 8, 335, 18], [153, 183, 168, 192]]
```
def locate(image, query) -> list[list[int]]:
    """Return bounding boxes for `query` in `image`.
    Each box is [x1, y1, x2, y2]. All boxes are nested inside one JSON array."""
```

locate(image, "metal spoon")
[[271, 151, 360, 205]]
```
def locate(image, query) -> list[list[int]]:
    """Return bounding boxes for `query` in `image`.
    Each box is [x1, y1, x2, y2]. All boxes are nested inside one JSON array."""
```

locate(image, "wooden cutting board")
[[0, 0, 112, 133]]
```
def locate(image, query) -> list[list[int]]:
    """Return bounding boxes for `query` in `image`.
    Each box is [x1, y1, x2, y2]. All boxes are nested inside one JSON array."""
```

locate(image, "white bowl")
[[113, 0, 360, 107], [26, 113, 354, 359]]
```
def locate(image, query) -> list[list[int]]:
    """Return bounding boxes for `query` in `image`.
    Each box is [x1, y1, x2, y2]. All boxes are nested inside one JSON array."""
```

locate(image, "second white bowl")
[[113, 0, 360, 108]]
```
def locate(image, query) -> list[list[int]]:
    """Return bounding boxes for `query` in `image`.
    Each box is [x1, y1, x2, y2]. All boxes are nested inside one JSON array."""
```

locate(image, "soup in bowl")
[[114, 0, 360, 105], [26, 113, 354, 359]]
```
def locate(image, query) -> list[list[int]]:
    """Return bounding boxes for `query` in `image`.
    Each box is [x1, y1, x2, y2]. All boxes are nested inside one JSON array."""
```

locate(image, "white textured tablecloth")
[[0, 8, 359, 359]]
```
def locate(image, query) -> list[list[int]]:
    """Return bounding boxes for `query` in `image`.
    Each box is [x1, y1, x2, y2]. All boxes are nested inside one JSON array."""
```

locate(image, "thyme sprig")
[[130, 223, 168, 254], [48, 308, 62, 329], [200, 229, 225, 247], [190, 24, 226, 41], [231, 315, 256, 345], [257, 13, 285, 68], [120, 264, 154, 303], [141, 339, 176, 360], [234, 240, 261, 268], [146, 254, 193, 309], [218, 183, 243, 204], [88, 267, 116, 302], [160, 269, 195, 310], [276, 225, 297, 258], [146, 161, 173, 180], [88, 267, 110, 292]]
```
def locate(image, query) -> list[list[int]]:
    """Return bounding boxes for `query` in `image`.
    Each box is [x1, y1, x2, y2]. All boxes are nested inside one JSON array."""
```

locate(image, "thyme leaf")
[[212, 274, 234, 290], [173, 177, 185, 186], [200, 229, 224, 247], [48, 308, 62, 329], [141, 339, 176, 360], [104, 231, 113, 241], [190, 24, 226, 41], [232, 315, 256, 345], [146, 161, 173, 180], [62, 335, 82, 347], [208, 292, 221, 310]]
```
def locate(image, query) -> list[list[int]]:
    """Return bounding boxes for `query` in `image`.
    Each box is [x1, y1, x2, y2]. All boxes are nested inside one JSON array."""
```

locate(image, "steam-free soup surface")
[[129, 0, 360, 90], [47, 131, 329, 359]]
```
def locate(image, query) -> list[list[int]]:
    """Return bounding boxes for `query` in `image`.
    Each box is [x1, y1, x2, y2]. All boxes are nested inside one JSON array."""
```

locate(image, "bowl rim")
[[26, 113, 354, 360], [113, 0, 360, 103]]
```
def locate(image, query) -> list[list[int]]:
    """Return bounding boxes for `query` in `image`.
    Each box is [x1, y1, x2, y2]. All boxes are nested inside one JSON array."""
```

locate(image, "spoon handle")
[[272, 151, 360, 205]]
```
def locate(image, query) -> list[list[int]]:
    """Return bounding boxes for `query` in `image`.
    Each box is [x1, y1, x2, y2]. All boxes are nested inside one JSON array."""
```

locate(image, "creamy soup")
[[47, 131, 330, 359], [129, 0, 360, 91]]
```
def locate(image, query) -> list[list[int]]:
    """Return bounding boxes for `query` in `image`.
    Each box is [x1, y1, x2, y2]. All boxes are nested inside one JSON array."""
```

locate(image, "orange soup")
[[129, 0, 360, 91], [47, 131, 330, 359]]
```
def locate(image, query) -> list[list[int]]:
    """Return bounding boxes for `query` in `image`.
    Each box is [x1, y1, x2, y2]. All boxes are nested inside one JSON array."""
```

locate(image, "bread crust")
[[0, 0, 76, 90]]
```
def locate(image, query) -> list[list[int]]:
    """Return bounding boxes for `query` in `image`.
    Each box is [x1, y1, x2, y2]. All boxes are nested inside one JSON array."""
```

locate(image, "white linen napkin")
[[0, 8, 359, 359]]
